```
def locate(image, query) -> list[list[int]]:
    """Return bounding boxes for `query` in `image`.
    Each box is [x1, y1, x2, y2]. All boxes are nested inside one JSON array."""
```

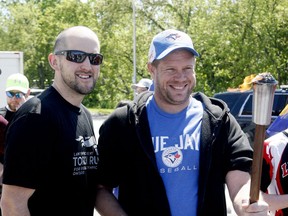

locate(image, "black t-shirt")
[[0, 107, 15, 123], [3, 86, 98, 216]]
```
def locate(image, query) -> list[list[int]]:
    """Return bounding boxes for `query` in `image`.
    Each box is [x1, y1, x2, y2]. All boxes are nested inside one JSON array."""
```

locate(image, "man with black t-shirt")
[[0, 26, 103, 216]]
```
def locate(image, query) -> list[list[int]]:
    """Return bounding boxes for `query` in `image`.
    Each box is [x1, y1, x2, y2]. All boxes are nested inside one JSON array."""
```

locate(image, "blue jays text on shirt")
[[153, 133, 200, 174]]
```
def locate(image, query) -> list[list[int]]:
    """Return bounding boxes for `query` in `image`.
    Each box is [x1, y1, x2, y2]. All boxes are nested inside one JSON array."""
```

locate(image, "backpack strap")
[[131, 91, 153, 116]]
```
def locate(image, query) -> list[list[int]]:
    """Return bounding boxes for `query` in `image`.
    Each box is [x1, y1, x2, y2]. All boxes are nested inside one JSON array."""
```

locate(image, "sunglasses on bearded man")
[[54, 50, 103, 66], [6, 91, 25, 99]]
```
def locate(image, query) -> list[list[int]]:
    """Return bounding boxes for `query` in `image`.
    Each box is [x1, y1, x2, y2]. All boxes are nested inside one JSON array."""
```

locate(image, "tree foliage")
[[0, 0, 287, 108]]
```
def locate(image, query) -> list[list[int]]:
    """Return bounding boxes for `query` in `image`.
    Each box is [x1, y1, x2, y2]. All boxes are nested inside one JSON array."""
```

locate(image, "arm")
[[260, 133, 288, 212], [0, 184, 35, 216], [262, 192, 288, 211], [95, 184, 127, 216], [226, 170, 269, 216]]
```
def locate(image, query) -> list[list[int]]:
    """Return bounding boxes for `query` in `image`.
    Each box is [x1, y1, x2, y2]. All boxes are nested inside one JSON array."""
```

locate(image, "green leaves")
[[0, 0, 287, 108]]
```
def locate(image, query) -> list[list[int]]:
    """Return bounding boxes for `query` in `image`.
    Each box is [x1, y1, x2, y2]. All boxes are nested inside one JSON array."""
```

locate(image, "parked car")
[[213, 85, 288, 146]]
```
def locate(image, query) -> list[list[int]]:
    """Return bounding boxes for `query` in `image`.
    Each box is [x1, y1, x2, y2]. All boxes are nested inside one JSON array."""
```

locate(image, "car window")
[[239, 93, 288, 117], [272, 94, 288, 116], [240, 94, 253, 116]]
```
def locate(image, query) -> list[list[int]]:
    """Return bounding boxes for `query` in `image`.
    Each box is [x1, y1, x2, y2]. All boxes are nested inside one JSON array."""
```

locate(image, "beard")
[[59, 64, 98, 95]]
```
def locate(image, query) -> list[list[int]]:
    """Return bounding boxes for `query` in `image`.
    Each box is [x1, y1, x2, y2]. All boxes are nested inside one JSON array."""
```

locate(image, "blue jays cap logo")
[[166, 33, 181, 41]]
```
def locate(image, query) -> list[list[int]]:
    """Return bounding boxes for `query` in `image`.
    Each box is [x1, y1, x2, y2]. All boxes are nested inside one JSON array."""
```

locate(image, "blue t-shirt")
[[146, 95, 203, 216]]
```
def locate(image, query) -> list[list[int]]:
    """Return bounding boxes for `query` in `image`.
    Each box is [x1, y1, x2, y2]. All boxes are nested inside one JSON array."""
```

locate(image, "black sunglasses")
[[54, 50, 103, 65], [6, 91, 25, 99]]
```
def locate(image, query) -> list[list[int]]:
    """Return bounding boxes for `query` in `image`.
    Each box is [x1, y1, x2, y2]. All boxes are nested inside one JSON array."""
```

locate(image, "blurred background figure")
[[261, 128, 288, 216], [0, 116, 8, 200], [0, 115, 8, 160], [0, 73, 29, 214], [266, 104, 288, 137], [0, 73, 30, 122], [131, 78, 152, 95]]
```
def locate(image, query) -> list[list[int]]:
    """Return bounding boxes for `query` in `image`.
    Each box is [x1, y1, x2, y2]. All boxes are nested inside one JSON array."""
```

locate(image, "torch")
[[250, 72, 278, 203]]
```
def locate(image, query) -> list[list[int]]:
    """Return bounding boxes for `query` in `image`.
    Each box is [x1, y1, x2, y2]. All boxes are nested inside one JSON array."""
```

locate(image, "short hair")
[[53, 26, 100, 52]]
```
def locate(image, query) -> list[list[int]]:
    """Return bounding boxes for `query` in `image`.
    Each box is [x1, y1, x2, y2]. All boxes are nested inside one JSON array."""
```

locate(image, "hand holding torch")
[[250, 72, 278, 203]]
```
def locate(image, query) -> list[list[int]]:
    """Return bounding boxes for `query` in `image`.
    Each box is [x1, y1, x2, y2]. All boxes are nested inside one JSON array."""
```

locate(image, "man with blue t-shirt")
[[95, 29, 269, 216]]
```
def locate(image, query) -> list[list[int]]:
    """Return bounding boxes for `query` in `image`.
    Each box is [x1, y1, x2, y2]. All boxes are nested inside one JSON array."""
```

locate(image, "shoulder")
[[265, 131, 288, 148], [192, 92, 230, 119], [116, 100, 132, 108], [17, 96, 42, 116], [0, 115, 8, 126], [133, 91, 153, 106], [0, 107, 7, 117], [0, 116, 7, 142]]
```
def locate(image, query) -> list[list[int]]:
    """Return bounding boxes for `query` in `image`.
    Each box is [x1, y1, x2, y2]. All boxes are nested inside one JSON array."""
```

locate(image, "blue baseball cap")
[[148, 29, 199, 63]]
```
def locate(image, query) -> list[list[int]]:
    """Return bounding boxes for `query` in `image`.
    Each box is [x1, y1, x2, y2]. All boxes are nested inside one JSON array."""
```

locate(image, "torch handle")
[[250, 124, 266, 203]]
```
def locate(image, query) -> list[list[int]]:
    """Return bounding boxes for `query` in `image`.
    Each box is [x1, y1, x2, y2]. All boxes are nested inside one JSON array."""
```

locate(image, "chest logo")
[[162, 146, 183, 168], [76, 135, 96, 148]]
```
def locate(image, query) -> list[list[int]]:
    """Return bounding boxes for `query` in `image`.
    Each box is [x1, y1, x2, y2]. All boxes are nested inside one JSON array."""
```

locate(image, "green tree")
[[0, 0, 287, 108]]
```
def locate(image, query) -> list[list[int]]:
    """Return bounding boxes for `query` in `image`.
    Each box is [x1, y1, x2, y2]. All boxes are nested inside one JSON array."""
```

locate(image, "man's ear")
[[147, 63, 155, 80], [48, 53, 59, 70], [25, 89, 31, 98]]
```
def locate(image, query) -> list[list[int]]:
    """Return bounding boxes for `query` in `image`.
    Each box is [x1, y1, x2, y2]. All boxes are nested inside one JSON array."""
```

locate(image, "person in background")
[[94, 29, 269, 216], [131, 78, 152, 95], [0, 115, 8, 195], [266, 105, 288, 138], [0, 73, 30, 216], [0, 116, 7, 163], [0, 26, 103, 216], [0, 73, 30, 122], [261, 128, 288, 216]]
